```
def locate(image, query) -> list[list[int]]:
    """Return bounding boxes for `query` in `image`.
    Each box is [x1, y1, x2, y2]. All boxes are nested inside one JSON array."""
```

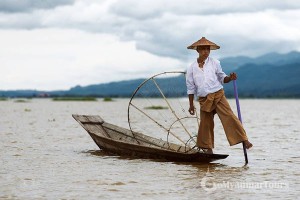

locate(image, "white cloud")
[[109, 0, 300, 18], [0, 0, 74, 13], [0, 29, 182, 90], [0, 0, 300, 90], [1, 0, 299, 59]]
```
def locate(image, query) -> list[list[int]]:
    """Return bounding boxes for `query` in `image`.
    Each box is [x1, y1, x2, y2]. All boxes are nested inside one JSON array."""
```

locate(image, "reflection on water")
[[0, 99, 299, 199]]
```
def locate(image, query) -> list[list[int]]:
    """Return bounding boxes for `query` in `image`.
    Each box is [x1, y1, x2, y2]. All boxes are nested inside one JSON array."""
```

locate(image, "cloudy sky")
[[1, 0, 299, 90]]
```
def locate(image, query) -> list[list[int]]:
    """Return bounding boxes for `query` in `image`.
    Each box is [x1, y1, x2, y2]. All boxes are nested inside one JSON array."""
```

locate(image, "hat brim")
[[187, 45, 220, 50], [187, 37, 220, 50]]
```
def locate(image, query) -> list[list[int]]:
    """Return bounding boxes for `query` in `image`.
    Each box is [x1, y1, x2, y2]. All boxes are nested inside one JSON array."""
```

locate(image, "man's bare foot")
[[195, 147, 214, 154], [207, 148, 213, 154], [244, 140, 253, 149], [204, 148, 213, 154]]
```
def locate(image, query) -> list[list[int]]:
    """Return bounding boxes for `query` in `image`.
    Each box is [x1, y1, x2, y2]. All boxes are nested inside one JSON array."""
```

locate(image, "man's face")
[[196, 46, 210, 59]]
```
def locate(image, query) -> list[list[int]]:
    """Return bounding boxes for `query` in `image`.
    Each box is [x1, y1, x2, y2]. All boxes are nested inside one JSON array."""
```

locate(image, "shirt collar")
[[204, 57, 209, 64], [195, 56, 210, 65]]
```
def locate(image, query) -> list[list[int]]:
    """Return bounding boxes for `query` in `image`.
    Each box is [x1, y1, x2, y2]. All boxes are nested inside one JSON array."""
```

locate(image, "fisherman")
[[186, 37, 253, 154]]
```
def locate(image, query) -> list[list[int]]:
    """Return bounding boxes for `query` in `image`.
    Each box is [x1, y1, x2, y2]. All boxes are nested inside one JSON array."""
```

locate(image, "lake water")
[[0, 98, 299, 199]]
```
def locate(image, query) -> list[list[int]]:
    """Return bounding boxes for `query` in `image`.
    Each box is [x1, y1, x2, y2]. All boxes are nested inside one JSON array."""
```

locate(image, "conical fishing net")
[[128, 72, 200, 151]]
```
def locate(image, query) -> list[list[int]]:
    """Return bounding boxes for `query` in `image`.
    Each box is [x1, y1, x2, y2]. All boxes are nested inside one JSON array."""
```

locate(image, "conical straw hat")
[[187, 37, 220, 50]]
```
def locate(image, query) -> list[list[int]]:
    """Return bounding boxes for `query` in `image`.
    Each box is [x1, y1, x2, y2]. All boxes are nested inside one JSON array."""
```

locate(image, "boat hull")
[[73, 114, 228, 163]]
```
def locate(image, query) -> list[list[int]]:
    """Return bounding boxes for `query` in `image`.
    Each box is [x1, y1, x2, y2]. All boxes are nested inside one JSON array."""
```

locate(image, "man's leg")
[[197, 109, 215, 149], [215, 96, 249, 146]]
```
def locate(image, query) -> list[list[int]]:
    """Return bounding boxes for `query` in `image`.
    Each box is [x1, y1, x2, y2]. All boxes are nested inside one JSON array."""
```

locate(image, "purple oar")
[[233, 80, 248, 164]]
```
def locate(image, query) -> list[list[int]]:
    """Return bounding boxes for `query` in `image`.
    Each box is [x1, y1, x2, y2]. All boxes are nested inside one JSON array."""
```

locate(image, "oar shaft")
[[233, 81, 242, 123], [233, 80, 248, 164]]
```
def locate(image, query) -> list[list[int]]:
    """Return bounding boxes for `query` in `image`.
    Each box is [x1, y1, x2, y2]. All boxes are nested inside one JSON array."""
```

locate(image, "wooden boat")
[[73, 114, 228, 163]]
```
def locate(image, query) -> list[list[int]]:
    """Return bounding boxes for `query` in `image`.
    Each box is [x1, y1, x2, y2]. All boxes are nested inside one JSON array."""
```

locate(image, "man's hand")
[[224, 72, 238, 83], [188, 105, 195, 115], [229, 72, 237, 80]]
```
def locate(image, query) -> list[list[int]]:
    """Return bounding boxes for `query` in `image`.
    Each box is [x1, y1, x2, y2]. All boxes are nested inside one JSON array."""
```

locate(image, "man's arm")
[[188, 94, 195, 115]]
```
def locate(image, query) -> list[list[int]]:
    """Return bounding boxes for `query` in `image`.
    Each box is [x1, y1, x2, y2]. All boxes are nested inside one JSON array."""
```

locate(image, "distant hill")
[[223, 62, 300, 97], [1, 51, 300, 98], [66, 78, 146, 97], [221, 51, 300, 73], [221, 56, 253, 72]]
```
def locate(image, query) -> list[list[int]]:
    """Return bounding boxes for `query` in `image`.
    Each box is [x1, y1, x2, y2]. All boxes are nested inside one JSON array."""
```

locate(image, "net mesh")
[[127, 72, 200, 151]]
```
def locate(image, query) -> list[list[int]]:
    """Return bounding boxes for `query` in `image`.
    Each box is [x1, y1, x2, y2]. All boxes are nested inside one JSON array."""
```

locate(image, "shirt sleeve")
[[186, 65, 196, 95], [215, 60, 227, 84]]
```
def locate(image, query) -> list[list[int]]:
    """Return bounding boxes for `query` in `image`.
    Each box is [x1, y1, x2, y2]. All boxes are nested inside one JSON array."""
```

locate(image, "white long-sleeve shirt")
[[186, 57, 227, 97]]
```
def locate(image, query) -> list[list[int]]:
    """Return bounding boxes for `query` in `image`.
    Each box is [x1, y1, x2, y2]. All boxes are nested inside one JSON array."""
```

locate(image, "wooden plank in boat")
[[73, 114, 88, 123], [103, 122, 189, 152], [104, 123, 167, 148], [102, 123, 151, 145], [83, 123, 110, 138], [87, 115, 104, 124], [131, 131, 167, 147], [104, 128, 140, 145], [103, 123, 134, 136], [73, 114, 104, 124]]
